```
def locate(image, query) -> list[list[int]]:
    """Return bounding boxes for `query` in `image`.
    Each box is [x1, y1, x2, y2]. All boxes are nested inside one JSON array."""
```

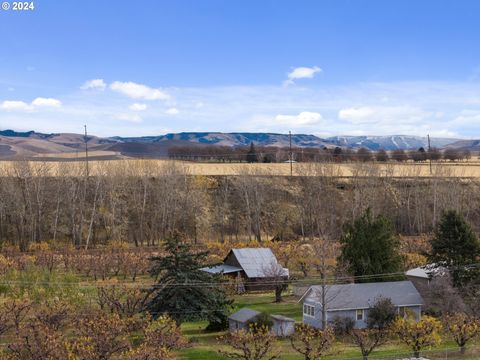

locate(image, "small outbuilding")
[[271, 314, 296, 337], [228, 308, 260, 332], [228, 308, 296, 336]]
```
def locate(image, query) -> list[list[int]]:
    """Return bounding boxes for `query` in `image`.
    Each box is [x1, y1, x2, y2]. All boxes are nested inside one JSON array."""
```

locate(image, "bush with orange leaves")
[[218, 323, 279, 360], [68, 312, 187, 360], [69, 312, 132, 360], [443, 312, 480, 354], [97, 283, 148, 318], [123, 316, 188, 360], [394, 315, 442, 359], [6, 321, 69, 360], [289, 323, 334, 360]]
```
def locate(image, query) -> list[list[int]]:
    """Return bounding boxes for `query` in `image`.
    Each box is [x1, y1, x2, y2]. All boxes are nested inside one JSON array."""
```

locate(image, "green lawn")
[[178, 291, 480, 360]]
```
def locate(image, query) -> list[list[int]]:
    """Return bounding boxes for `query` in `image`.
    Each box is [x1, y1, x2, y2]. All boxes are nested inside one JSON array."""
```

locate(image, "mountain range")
[[0, 130, 475, 160]]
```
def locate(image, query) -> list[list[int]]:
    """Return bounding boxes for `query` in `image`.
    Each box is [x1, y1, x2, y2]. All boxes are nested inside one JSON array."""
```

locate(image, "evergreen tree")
[[430, 210, 480, 286], [338, 209, 403, 282], [333, 147, 343, 161], [145, 232, 232, 327], [246, 142, 258, 163], [375, 149, 389, 162]]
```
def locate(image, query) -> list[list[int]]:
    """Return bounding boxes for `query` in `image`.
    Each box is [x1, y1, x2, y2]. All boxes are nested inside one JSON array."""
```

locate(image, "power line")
[[1, 262, 478, 288]]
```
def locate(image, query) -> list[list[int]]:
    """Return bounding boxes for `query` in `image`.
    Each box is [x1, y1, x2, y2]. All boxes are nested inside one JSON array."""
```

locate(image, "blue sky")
[[1, 0, 480, 138]]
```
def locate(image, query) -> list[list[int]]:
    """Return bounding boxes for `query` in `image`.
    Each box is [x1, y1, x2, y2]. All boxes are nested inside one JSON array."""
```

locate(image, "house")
[[300, 281, 423, 329], [228, 308, 260, 332], [201, 248, 289, 291], [271, 314, 296, 337], [228, 308, 296, 337]]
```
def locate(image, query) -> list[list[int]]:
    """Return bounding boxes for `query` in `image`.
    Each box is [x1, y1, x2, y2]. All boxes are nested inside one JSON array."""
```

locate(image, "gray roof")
[[271, 314, 296, 322], [200, 264, 243, 274], [231, 248, 288, 278], [229, 308, 260, 323], [302, 281, 423, 311], [405, 263, 448, 279]]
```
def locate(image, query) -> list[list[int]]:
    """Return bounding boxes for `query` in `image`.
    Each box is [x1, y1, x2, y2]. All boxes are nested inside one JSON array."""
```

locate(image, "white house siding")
[[228, 319, 249, 332], [303, 302, 422, 329], [302, 299, 323, 328], [272, 320, 295, 337]]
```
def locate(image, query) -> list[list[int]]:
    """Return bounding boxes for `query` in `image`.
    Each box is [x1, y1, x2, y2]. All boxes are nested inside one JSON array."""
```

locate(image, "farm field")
[[31, 150, 124, 159], [1, 159, 480, 177]]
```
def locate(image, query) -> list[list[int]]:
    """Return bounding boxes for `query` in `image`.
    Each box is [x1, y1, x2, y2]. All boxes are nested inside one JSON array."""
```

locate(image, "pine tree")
[[338, 209, 403, 282], [430, 210, 480, 286], [145, 232, 232, 326]]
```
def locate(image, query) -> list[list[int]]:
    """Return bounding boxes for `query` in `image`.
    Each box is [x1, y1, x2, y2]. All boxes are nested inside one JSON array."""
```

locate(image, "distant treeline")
[[168, 144, 474, 163]]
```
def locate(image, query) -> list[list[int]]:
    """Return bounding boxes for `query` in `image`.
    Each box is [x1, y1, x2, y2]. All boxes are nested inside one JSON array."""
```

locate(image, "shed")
[[201, 248, 289, 291], [271, 314, 296, 337], [228, 308, 260, 332]]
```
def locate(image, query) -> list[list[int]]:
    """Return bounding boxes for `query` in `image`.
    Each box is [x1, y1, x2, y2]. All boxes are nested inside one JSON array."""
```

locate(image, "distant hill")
[[113, 132, 334, 148], [0, 129, 468, 159], [445, 139, 480, 151], [325, 135, 457, 151]]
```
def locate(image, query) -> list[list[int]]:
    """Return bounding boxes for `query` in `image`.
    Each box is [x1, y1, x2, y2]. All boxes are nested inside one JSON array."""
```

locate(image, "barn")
[[201, 248, 289, 291]]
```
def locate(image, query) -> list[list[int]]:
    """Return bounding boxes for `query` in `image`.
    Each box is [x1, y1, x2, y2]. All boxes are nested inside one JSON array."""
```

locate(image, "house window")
[[303, 304, 315, 317], [356, 309, 364, 321], [398, 306, 407, 318]]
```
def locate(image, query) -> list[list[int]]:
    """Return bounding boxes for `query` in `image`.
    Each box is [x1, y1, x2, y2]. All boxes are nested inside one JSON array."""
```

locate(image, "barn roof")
[[228, 308, 260, 323], [230, 248, 288, 278], [199, 264, 243, 274], [301, 281, 423, 311]]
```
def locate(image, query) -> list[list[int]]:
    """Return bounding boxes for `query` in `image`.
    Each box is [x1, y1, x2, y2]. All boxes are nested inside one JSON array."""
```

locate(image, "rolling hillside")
[[0, 129, 470, 159]]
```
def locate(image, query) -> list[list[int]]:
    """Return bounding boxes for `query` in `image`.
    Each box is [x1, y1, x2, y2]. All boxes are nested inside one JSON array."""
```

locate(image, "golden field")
[[1, 158, 480, 177]]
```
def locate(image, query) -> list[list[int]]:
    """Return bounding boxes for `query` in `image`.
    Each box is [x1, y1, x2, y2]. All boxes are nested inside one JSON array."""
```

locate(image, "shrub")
[[332, 316, 355, 336], [247, 312, 273, 331], [367, 297, 397, 330]]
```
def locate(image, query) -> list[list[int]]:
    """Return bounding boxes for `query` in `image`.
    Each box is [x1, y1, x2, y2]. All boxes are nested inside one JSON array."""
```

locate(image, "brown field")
[[32, 150, 123, 159], [1, 158, 480, 177]]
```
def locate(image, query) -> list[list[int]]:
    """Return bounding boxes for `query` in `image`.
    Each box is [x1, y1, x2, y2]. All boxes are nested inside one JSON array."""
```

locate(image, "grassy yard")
[[178, 292, 480, 360]]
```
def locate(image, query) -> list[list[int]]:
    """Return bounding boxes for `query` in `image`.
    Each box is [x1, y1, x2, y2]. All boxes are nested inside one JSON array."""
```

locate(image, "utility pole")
[[84, 125, 89, 177], [289, 131, 293, 177], [427, 134, 432, 175]]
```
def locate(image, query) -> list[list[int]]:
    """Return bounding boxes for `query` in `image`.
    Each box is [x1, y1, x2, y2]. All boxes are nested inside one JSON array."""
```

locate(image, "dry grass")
[[32, 150, 122, 159], [1, 159, 480, 177]]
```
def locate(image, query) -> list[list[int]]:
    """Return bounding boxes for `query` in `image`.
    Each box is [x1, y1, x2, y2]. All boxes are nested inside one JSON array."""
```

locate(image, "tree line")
[[168, 143, 474, 163], [0, 160, 479, 251]]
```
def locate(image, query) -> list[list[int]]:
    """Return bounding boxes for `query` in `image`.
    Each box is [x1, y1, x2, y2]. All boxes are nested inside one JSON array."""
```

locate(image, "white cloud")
[[338, 106, 428, 124], [165, 107, 179, 115], [110, 81, 170, 100], [0, 100, 32, 112], [0, 97, 62, 112], [129, 103, 147, 111], [114, 113, 143, 123], [7, 87, 14, 92], [275, 111, 323, 126], [284, 66, 322, 86], [2, 80, 480, 138], [81, 79, 107, 91], [31, 97, 62, 108]]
